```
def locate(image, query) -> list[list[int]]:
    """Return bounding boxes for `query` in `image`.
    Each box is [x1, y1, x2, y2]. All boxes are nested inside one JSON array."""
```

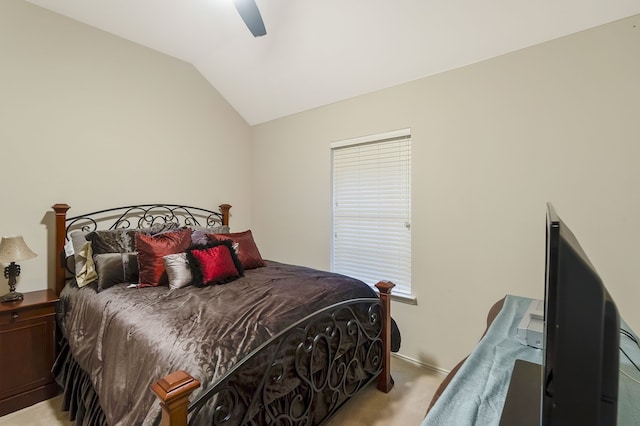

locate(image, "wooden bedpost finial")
[[151, 370, 200, 426], [53, 204, 71, 296], [218, 204, 232, 227], [375, 280, 395, 295], [52, 203, 70, 214]]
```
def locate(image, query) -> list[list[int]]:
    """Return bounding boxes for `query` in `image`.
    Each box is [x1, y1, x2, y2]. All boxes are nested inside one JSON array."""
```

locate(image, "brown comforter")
[[56, 261, 378, 425]]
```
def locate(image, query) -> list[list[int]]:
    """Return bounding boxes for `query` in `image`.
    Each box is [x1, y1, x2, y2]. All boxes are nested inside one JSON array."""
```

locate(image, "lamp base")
[[1, 290, 24, 303]]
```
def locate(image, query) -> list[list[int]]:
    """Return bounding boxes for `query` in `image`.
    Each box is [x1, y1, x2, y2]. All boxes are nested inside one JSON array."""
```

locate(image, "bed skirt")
[[52, 338, 108, 426]]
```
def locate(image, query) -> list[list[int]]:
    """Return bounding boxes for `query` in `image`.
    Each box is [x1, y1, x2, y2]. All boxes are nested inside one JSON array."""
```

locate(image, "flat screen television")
[[542, 203, 620, 425], [500, 204, 620, 425]]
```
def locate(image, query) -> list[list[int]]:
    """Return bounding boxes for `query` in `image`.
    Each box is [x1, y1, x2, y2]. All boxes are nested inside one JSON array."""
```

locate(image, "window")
[[331, 129, 412, 299]]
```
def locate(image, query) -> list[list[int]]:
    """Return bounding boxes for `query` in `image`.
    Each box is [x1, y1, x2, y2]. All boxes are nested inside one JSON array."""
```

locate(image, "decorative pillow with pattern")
[[85, 229, 136, 255], [191, 224, 229, 233], [139, 222, 180, 235], [191, 225, 229, 245]]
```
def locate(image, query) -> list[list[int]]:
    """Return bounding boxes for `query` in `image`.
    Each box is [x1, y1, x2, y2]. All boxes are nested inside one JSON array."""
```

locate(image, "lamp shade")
[[0, 235, 37, 263]]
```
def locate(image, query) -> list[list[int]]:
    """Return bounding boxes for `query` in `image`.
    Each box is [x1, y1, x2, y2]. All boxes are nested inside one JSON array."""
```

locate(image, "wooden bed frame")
[[52, 202, 395, 426]]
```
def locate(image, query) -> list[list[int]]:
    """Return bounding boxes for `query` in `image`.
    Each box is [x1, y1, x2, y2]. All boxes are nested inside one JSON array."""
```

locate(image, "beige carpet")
[[0, 356, 445, 426]]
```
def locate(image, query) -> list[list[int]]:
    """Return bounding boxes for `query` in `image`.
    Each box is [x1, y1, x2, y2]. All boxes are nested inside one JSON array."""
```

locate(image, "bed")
[[50, 202, 398, 426], [422, 295, 640, 425]]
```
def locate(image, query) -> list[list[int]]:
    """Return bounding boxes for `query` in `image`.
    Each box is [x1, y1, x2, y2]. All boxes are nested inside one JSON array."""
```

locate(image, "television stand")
[[499, 359, 542, 426], [423, 295, 639, 426]]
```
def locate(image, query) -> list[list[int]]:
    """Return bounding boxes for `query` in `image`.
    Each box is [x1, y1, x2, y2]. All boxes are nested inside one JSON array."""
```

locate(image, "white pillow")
[[163, 252, 192, 289]]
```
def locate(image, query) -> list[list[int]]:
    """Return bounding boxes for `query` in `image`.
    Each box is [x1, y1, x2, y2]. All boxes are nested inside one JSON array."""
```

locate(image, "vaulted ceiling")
[[25, 0, 640, 125]]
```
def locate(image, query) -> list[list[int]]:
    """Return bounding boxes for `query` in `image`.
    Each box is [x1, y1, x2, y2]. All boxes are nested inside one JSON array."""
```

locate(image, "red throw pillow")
[[136, 228, 192, 287], [186, 240, 244, 286], [209, 230, 265, 270]]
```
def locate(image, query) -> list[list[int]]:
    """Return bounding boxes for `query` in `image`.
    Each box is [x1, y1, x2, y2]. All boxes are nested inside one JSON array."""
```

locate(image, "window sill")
[[391, 292, 417, 305], [372, 286, 417, 305]]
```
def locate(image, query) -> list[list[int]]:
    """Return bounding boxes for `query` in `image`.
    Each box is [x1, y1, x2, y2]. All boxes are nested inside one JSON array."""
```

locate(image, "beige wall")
[[251, 15, 640, 370], [3, 0, 639, 373], [0, 1, 252, 294]]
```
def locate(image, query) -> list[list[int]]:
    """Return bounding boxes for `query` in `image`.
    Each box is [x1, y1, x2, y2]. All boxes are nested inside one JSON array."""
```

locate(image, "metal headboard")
[[64, 204, 227, 239], [52, 203, 231, 295]]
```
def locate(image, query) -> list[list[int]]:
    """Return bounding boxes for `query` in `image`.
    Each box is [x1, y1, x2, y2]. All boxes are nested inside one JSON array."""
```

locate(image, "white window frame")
[[331, 129, 414, 303]]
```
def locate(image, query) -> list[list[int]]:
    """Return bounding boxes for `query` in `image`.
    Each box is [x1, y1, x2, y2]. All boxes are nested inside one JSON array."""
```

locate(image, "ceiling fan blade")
[[233, 0, 267, 37]]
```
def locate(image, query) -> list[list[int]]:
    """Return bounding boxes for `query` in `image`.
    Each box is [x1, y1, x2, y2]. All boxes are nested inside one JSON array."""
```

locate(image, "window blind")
[[331, 130, 412, 297]]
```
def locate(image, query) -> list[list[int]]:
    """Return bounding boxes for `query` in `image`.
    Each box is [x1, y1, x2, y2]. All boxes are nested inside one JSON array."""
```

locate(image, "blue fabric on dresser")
[[422, 295, 640, 426]]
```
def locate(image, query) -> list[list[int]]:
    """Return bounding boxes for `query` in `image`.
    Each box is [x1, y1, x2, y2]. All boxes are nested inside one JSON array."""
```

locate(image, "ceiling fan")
[[232, 0, 267, 37]]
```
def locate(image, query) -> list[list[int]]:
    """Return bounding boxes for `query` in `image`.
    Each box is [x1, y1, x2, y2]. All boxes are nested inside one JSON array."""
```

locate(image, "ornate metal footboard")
[[151, 282, 395, 426]]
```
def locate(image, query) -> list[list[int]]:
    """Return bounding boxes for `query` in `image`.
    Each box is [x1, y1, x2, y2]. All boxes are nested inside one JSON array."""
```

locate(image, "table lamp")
[[0, 235, 37, 303]]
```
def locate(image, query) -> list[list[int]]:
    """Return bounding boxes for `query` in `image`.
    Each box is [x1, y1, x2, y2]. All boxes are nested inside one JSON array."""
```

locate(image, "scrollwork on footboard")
[[187, 298, 384, 426]]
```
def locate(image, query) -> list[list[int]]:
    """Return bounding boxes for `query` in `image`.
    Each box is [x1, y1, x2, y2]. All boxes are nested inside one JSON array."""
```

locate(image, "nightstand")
[[0, 289, 59, 416]]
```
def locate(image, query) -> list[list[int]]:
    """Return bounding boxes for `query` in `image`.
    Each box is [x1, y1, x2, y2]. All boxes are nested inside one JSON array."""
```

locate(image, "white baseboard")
[[391, 352, 451, 376]]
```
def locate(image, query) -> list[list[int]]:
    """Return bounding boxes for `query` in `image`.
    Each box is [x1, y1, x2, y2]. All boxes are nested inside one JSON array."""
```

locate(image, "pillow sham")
[[139, 222, 180, 235], [75, 240, 97, 287], [191, 229, 210, 246], [93, 253, 138, 291], [208, 230, 265, 270], [85, 229, 136, 255], [191, 224, 230, 233], [163, 253, 192, 289], [136, 228, 192, 288], [186, 240, 244, 286], [67, 230, 90, 277], [191, 226, 229, 245]]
